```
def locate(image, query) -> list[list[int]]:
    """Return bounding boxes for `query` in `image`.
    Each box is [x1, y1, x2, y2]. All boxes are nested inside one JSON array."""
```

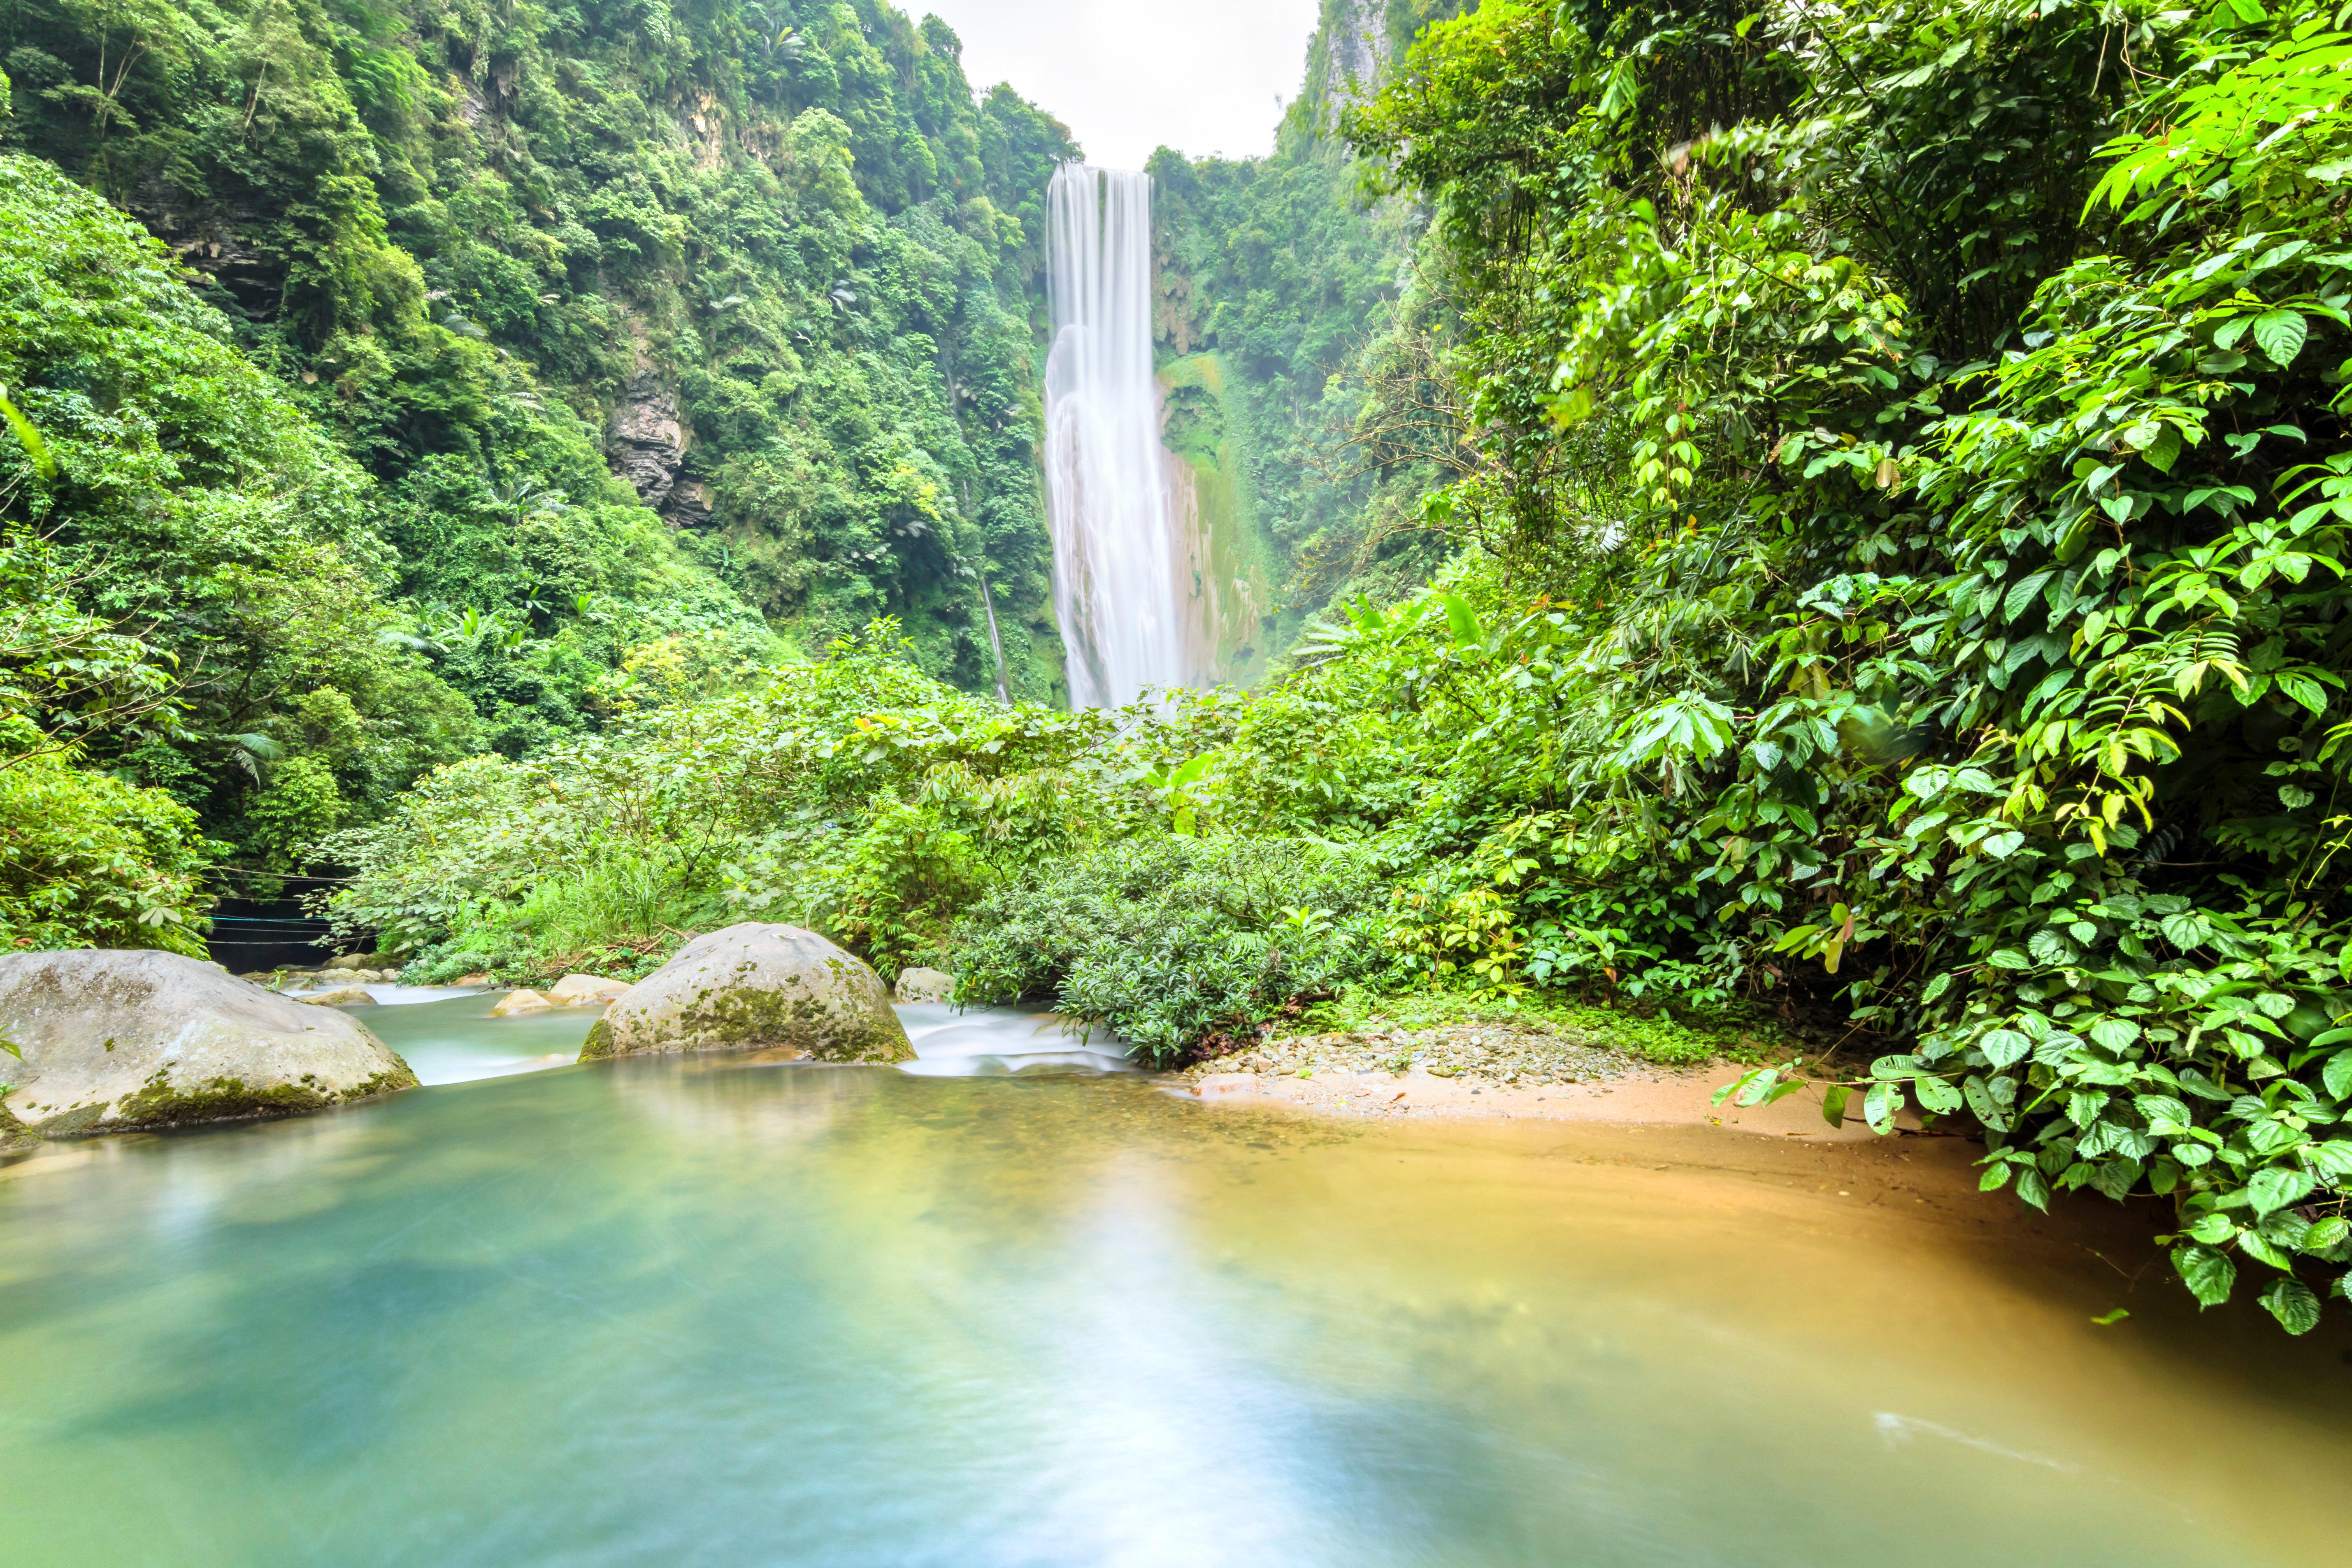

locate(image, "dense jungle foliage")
[[1320, 0, 2352, 1331], [0, 0, 1083, 917]]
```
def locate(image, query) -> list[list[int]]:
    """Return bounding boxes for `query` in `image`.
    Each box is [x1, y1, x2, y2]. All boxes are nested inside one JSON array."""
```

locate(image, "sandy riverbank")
[[1168, 1017, 1897, 1138], [1175, 1059, 1886, 1137]]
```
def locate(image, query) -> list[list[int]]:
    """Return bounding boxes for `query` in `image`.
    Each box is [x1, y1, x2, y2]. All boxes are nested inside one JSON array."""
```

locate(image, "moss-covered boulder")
[[0, 950, 418, 1138], [580, 924, 912, 1064]]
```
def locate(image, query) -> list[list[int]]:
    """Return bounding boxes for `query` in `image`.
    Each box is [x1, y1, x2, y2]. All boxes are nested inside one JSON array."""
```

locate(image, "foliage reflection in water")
[[2, 1057, 2350, 1566]]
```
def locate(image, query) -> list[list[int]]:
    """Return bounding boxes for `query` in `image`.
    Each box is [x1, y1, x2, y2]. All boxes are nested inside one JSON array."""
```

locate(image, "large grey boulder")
[[0, 950, 418, 1138], [581, 923, 912, 1064]]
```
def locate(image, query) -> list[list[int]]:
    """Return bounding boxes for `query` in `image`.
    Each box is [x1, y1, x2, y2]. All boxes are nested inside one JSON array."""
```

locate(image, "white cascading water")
[[1043, 163, 1186, 709]]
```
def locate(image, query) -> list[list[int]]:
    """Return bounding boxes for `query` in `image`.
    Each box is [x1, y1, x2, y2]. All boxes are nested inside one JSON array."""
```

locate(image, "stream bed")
[[3, 1004, 2350, 1565]]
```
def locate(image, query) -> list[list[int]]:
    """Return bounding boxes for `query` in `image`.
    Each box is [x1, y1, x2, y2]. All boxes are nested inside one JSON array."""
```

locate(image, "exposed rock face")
[[609, 370, 686, 506], [581, 924, 912, 1064], [548, 973, 630, 1006], [892, 967, 956, 1004], [490, 989, 553, 1017], [0, 950, 417, 1137], [663, 476, 714, 528], [301, 987, 374, 1007]]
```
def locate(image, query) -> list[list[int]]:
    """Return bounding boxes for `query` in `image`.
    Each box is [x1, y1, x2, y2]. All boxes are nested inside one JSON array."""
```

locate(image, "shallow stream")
[[3, 1004, 2350, 1565]]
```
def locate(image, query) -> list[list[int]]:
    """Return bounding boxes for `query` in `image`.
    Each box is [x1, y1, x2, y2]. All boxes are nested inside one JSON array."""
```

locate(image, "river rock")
[[892, 967, 956, 1004], [324, 953, 372, 972], [547, 973, 630, 1006], [0, 949, 416, 1137], [581, 923, 911, 1064], [490, 989, 553, 1017], [301, 986, 375, 1006]]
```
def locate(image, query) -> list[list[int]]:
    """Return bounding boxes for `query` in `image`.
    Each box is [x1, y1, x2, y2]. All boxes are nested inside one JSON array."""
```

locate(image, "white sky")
[[914, 0, 1326, 169]]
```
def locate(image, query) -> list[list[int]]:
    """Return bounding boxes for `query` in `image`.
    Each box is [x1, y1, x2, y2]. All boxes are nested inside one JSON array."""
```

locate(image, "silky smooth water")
[[1043, 162, 1187, 707], [5, 1048, 2351, 1566]]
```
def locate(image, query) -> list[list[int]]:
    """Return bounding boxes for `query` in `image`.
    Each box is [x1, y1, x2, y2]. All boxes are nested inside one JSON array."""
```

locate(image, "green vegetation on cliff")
[[1147, 0, 1460, 640], [0, 0, 1080, 890]]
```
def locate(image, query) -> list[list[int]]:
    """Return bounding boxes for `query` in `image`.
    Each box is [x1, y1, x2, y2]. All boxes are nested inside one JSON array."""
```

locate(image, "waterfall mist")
[[1043, 164, 1187, 709]]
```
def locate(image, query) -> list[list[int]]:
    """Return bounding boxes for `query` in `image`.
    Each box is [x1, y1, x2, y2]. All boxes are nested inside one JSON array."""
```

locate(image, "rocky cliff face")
[[609, 370, 687, 510]]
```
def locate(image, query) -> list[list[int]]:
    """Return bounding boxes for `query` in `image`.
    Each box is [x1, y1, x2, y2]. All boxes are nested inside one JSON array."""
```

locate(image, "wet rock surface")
[[583, 923, 912, 1064], [548, 974, 631, 1006], [891, 967, 955, 1005], [0, 950, 417, 1137]]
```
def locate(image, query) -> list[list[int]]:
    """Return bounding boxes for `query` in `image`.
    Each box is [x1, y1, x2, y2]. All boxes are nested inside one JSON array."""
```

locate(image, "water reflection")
[[0, 1063, 2347, 1567]]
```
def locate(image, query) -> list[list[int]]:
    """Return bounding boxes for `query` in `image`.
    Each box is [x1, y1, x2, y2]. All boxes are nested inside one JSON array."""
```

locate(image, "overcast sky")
[[914, 0, 1325, 170]]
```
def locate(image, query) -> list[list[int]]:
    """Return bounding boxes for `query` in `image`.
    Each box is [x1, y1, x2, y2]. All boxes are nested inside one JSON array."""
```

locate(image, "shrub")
[[0, 753, 215, 956], [951, 834, 1401, 1066]]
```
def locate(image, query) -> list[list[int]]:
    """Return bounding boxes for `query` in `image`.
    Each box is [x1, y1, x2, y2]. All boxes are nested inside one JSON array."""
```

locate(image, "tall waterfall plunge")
[[1043, 165, 1188, 709]]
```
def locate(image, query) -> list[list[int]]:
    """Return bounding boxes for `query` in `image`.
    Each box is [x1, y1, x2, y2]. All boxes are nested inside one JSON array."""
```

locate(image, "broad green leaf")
[[1438, 593, 1482, 647], [1863, 1081, 1902, 1134], [1821, 1083, 1850, 1129], [2258, 1278, 2322, 1335], [2029, 927, 2079, 966], [2087, 1017, 2141, 1050], [1915, 1076, 1962, 1113], [2301, 1216, 2351, 1253], [1979, 1029, 2031, 1069], [2247, 1166, 2316, 1217], [2252, 310, 2308, 366], [2173, 1242, 2236, 1308], [1711, 1073, 1764, 1111], [2325, 1050, 2352, 1099], [2239, 1229, 2296, 1270]]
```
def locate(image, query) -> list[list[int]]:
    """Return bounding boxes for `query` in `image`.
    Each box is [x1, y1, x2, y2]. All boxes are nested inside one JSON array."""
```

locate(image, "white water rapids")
[[1043, 163, 1187, 708]]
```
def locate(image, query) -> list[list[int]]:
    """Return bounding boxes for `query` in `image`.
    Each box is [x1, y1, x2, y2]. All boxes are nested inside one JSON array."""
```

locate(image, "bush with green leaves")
[[951, 833, 1400, 1065], [321, 622, 1132, 978], [1309, 0, 2352, 1329], [0, 750, 215, 957]]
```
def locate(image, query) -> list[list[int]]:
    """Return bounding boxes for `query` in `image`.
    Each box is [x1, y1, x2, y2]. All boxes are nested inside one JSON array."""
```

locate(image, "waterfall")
[[1043, 164, 1186, 709]]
